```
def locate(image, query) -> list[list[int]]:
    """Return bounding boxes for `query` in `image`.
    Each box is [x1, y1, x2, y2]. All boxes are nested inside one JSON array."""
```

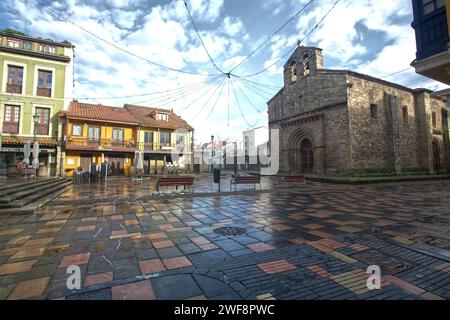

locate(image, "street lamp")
[[210, 135, 214, 173], [33, 113, 40, 143]]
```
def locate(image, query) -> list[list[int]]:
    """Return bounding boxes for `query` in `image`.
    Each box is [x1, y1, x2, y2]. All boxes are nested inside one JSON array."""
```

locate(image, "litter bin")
[[213, 168, 221, 184]]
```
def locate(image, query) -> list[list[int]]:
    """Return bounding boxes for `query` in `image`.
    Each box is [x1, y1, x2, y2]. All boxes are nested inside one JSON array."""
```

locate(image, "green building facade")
[[0, 31, 74, 177]]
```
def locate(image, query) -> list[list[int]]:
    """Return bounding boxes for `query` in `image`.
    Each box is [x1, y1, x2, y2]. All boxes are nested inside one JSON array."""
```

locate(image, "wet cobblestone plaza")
[[1, 178, 450, 300]]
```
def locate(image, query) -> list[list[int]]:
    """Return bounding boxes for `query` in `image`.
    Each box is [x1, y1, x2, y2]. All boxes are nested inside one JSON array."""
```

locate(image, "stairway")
[[0, 178, 72, 214]]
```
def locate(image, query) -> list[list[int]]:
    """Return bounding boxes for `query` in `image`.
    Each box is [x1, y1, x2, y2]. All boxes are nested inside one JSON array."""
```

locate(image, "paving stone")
[[8, 277, 50, 300], [139, 259, 166, 274], [152, 275, 202, 300], [162, 257, 192, 270], [112, 280, 155, 300], [0, 260, 36, 276], [84, 272, 114, 287]]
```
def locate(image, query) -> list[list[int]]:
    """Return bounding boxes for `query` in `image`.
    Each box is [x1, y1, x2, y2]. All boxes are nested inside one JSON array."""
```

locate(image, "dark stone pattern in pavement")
[[0, 179, 450, 300]]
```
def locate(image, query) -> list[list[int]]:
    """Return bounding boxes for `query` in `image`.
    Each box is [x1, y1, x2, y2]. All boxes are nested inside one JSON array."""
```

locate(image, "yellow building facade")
[[60, 102, 194, 176]]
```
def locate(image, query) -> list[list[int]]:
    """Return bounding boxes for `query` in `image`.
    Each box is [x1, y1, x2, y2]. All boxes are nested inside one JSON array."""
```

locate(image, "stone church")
[[268, 46, 450, 175]]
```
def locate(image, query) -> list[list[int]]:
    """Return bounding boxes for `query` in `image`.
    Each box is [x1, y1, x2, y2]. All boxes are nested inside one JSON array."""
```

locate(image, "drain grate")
[[214, 227, 247, 237], [416, 235, 450, 250], [350, 250, 413, 275]]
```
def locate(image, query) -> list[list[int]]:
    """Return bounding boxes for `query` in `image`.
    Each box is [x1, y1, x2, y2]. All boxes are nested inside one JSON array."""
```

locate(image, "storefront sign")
[[0, 147, 56, 153]]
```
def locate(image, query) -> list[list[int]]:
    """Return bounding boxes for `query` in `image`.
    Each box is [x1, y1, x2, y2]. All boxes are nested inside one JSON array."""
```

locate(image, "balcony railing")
[[2, 122, 19, 134], [414, 9, 449, 60], [6, 84, 22, 94], [35, 124, 49, 135], [37, 87, 52, 97], [66, 137, 136, 151], [138, 142, 191, 153]]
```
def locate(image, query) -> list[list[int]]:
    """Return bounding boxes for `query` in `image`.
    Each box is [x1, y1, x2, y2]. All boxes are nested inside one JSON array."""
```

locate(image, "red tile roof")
[[2, 136, 57, 146], [124, 104, 193, 131], [67, 101, 138, 124]]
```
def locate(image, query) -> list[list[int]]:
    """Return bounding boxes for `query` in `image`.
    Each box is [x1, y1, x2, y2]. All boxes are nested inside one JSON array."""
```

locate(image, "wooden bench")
[[230, 175, 261, 191], [279, 175, 306, 185], [156, 176, 194, 194]]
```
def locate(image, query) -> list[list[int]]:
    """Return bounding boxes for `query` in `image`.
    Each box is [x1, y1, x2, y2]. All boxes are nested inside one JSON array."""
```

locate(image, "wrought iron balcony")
[[138, 142, 190, 153], [66, 137, 137, 151], [37, 87, 52, 97], [35, 124, 49, 135], [2, 122, 19, 134], [6, 84, 22, 94]]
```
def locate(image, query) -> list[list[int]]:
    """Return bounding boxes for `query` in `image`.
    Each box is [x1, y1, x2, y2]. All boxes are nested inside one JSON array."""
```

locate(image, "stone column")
[[414, 91, 434, 173], [385, 93, 402, 174]]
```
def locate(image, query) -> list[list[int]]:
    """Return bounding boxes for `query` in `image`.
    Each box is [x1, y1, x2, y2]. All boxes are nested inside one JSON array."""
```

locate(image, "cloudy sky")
[[0, 0, 446, 143]]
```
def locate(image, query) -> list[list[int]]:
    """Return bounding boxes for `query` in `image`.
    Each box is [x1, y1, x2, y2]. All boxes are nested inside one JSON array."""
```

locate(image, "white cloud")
[[221, 17, 244, 37]]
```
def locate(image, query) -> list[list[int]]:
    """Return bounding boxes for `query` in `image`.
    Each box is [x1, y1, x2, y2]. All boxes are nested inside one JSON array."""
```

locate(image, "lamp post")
[[32, 113, 39, 179], [33, 113, 39, 143], [210, 134, 214, 173]]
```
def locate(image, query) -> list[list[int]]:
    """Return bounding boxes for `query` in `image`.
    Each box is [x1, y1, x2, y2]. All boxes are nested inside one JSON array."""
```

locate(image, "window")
[[72, 124, 83, 136], [112, 128, 124, 142], [48, 46, 56, 54], [39, 44, 45, 52], [144, 132, 154, 143], [22, 41, 32, 50], [34, 107, 50, 135], [160, 132, 171, 146], [432, 111, 437, 128], [6, 65, 24, 94], [88, 126, 100, 141], [370, 104, 378, 119], [3, 105, 20, 134], [402, 106, 409, 124], [303, 53, 310, 75], [7, 39, 20, 48], [156, 113, 168, 121], [422, 0, 445, 15], [176, 133, 184, 145], [289, 60, 297, 82], [37, 69, 53, 97]]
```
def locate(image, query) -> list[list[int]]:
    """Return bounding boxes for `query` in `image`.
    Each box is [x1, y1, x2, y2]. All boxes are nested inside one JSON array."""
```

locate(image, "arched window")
[[303, 53, 310, 75], [289, 60, 297, 82]]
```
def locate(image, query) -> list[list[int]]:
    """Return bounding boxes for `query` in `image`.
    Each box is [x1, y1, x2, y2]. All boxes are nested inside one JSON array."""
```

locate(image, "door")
[[301, 139, 314, 173], [433, 141, 441, 173], [80, 155, 92, 172]]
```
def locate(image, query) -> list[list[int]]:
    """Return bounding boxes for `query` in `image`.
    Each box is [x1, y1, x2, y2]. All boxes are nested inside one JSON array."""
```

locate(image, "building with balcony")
[[124, 104, 194, 175], [60, 102, 194, 176], [60, 101, 138, 176], [411, 0, 450, 84], [0, 30, 74, 176]]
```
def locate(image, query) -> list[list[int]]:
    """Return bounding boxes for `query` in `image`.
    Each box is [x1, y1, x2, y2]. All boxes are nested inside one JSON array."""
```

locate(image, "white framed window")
[[72, 124, 83, 136], [33, 65, 55, 98], [7, 39, 20, 48], [2, 60, 27, 95], [157, 113, 168, 121], [48, 46, 56, 54]]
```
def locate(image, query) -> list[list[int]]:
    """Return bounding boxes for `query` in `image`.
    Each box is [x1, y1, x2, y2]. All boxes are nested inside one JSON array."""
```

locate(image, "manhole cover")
[[214, 227, 246, 237], [350, 250, 413, 275]]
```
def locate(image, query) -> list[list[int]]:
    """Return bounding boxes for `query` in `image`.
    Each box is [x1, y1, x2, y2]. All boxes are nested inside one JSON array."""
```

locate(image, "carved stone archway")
[[287, 128, 315, 174]]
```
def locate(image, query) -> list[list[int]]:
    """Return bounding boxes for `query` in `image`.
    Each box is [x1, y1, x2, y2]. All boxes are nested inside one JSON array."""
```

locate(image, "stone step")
[[0, 178, 66, 203], [0, 177, 63, 192], [0, 183, 72, 215], [0, 179, 72, 209]]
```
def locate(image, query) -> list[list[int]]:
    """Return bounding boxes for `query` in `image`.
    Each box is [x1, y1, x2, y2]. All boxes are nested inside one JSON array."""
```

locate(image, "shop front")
[[0, 144, 57, 177]]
